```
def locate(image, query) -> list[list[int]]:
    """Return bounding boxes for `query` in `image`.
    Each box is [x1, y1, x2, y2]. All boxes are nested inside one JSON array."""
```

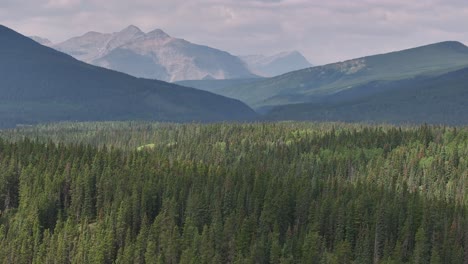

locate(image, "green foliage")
[[175, 78, 263, 94], [0, 122, 466, 263], [266, 67, 468, 125], [212, 41, 468, 109], [0, 25, 256, 129], [137, 144, 156, 151]]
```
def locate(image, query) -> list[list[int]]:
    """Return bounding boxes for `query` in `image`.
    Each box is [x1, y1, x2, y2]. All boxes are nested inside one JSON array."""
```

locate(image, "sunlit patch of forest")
[[0, 122, 466, 263]]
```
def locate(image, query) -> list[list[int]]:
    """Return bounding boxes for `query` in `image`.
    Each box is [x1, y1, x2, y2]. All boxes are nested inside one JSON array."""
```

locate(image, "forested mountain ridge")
[[175, 78, 264, 94], [213, 41, 468, 109], [266, 66, 468, 124], [0, 25, 257, 128], [0, 122, 466, 263]]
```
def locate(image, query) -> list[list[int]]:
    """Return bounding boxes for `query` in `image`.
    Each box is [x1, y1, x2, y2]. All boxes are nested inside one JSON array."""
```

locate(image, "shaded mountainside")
[[266, 67, 468, 125], [215, 41, 468, 109], [175, 78, 264, 93], [240, 51, 313, 77], [53, 25, 256, 82], [0, 25, 257, 128]]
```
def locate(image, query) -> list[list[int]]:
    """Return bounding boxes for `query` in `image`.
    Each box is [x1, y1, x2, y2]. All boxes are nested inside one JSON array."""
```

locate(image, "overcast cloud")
[[1, 0, 467, 64]]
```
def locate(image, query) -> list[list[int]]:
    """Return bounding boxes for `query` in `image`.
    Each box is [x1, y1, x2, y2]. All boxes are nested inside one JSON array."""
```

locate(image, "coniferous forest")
[[0, 122, 466, 264]]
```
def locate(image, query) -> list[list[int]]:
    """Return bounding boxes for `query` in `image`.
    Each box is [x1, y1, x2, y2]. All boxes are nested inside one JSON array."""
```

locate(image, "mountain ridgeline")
[[261, 43, 468, 124], [240, 51, 313, 77], [180, 41, 467, 124], [34, 26, 313, 82], [266, 67, 468, 124], [6, 23, 468, 125], [0, 25, 257, 128], [52, 25, 256, 82], [217, 41, 468, 109], [29, 35, 52, 46]]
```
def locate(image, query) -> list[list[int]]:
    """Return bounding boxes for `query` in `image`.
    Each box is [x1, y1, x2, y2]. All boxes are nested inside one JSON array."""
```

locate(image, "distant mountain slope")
[[29, 36, 52, 46], [52, 25, 255, 82], [175, 78, 264, 93], [0, 25, 257, 128], [266, 67, 468, 125], [218, 41, 468, 109], [240, 51, 312, 77]]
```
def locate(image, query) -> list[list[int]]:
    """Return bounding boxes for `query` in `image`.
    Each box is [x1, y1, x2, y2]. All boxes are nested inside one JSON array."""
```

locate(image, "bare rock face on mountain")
[[53, 25, 255, 82], [0, 25, 257, 128], [240, 51, 313, 77]]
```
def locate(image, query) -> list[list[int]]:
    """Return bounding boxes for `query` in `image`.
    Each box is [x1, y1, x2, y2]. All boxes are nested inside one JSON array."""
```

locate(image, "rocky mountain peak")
[[82, 31, 105, 38], [106, 25, 146, 50], [52, 25, 255, 81], [276, 50, 300, 57], [120, 25, 143, 34], [146, 29, 170, 39]]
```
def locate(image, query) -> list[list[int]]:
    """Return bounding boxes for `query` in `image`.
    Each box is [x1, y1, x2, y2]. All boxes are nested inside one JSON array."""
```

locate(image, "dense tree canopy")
[[0, 122, 466, 263]]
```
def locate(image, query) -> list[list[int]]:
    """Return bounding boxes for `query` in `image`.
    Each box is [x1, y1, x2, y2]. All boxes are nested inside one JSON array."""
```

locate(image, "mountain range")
[[30, 26, 312, 82], [50, 25, 254, 82], [240, 51, 312, 77], [208, 41, 468, 110], [6, 24, 468, 125], [266, 67, 468, 124], [178, 41, 468, 124], [0, 25, 256, 128]]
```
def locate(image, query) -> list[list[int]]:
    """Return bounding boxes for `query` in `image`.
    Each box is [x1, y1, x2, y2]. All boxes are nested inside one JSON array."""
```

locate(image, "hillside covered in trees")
[[0, 25, 256, 129], [0, 122, 467, 263]]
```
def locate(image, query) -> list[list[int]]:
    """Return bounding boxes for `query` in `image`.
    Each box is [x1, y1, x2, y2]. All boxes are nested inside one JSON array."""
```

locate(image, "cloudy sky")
[[1, 0, 468, 64]]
